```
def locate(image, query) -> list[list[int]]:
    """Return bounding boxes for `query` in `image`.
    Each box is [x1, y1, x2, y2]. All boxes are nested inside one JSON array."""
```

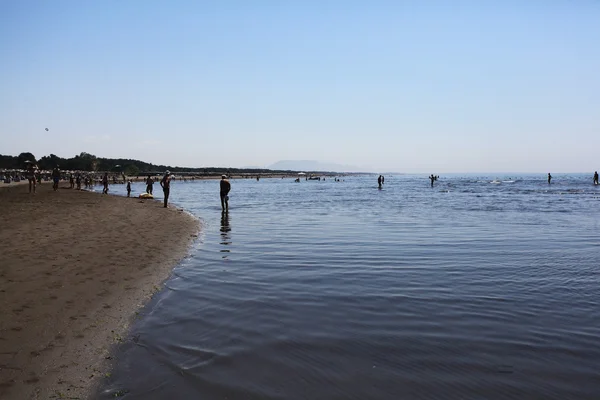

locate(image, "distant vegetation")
[[0, 152, 319, 176]]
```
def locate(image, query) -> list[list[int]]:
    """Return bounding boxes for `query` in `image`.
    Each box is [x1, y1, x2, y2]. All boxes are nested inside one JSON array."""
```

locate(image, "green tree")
[[124, 164, 140, 176], [17, 152, 36, 166]]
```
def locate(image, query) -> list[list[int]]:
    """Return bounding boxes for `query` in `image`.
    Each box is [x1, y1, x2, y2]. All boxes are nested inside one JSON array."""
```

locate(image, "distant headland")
[[0, 152, 363, 175]]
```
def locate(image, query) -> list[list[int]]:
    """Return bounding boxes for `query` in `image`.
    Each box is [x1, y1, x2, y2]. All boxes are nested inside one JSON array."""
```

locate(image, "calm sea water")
[[97, 174, 600, 400]]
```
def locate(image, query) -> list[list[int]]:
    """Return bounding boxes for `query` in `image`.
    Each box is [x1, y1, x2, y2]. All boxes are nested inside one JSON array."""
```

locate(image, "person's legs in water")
[[220, 194, 225, 211], [163, 188, 169, 208]]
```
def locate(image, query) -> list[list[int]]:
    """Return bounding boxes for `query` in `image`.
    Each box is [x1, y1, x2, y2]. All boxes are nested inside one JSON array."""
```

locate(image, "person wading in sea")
[[160, 171, 171, 208], [220, 174, 231, 212], [378, 175, 382, 189], [594, 171, 598, 185], [548, 173, 552, 184], [146, 175, 154, 195]]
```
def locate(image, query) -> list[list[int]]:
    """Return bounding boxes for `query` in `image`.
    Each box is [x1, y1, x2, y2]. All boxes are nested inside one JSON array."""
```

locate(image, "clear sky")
[[1, 0, 599, 172]]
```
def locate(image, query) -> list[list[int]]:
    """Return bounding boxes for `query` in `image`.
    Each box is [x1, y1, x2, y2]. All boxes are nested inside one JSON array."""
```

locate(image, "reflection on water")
[[99, 175, 600, 400], [219, 211, 231, 257]]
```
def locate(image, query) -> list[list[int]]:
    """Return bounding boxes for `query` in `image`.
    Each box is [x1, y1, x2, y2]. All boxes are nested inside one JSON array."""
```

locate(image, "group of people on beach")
[[14, 161, 600, 214]]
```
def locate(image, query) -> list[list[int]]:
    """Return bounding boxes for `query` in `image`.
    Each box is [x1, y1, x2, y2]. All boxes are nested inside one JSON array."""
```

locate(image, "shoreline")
[[0, 182, 200, 399]]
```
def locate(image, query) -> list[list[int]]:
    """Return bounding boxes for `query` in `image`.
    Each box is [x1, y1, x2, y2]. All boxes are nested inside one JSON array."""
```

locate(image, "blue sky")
[[1, 0, 599, 172]]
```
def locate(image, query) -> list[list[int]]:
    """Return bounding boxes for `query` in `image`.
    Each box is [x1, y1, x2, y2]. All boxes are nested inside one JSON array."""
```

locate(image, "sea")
[[96, 174, 600, 400]]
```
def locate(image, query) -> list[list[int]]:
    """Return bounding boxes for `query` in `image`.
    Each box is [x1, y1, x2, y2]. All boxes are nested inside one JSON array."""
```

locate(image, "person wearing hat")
[[220, 174, 231, 212], [160, 171, 172, 208]]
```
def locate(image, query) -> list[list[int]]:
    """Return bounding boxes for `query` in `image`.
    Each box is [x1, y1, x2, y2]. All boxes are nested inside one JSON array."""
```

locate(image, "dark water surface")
[[98, 175, 600, 399]]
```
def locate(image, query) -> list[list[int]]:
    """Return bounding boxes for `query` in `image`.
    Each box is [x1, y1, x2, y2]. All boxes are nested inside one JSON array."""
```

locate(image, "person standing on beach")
[[52, 166, 61, 191], [220, 174, 231, 212], [594, 171, 599, 185], [126, 180, 132, 197], [160, 171, 171, 208], [146, 175, 154, 195], [76, 174, 81, 190], [548, 173, 552, 184], [26, 163, 37, 194], [102, 173, 109, 194]]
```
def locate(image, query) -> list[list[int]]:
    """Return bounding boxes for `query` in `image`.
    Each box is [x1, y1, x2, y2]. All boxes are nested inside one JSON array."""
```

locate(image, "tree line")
[[0, 152, 299, 176]]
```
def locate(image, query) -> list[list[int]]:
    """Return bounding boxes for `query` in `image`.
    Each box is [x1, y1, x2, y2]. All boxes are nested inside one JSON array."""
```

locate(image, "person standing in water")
[[126, 180, 132, 197], [146, 175, 154, 194], [160, 171, 171, 208], [594, 171, 599, 185], [220, 174, 231, 212], [548, 173, 552, 184], [429, 174, 435, 187], [378, 175, 382, 189], [102, 172, 109, 194]]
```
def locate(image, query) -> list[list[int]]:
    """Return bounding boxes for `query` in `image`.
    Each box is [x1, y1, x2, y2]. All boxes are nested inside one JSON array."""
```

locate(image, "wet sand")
[[0, 182, 199, 399]]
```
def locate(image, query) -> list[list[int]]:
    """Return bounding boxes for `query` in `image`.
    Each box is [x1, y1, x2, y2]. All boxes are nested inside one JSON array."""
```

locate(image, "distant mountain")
[[267, 160, 362, 173]]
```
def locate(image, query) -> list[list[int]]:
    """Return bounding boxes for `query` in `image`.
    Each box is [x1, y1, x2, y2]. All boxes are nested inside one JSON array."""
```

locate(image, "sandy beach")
[[0, 182, 199, 399]]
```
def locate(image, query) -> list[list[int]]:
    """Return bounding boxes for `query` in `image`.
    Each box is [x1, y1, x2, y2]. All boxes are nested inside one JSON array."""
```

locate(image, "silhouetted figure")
[[378, 175, 382, 188], [126, 180, 131, 197], [102, 173, 109, 194], [146, 175, 154, 194], [594, 171, 599, 185], [220, 175, 231, 212], [26, 163, 37, 194], [160, 171, 171, 208], [382, 175, 385, 184], [52, 166, 61, 191], [548, 173, 552, 184], [429, 174, 435, 187]]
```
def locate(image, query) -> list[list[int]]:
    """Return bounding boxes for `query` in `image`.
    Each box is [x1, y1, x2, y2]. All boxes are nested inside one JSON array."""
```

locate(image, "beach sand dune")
[[0, 183, 199, 399]]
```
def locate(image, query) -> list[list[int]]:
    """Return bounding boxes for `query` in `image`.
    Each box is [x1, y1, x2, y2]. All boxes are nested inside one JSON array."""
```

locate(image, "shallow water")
[[98, 174, 600, 399]]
